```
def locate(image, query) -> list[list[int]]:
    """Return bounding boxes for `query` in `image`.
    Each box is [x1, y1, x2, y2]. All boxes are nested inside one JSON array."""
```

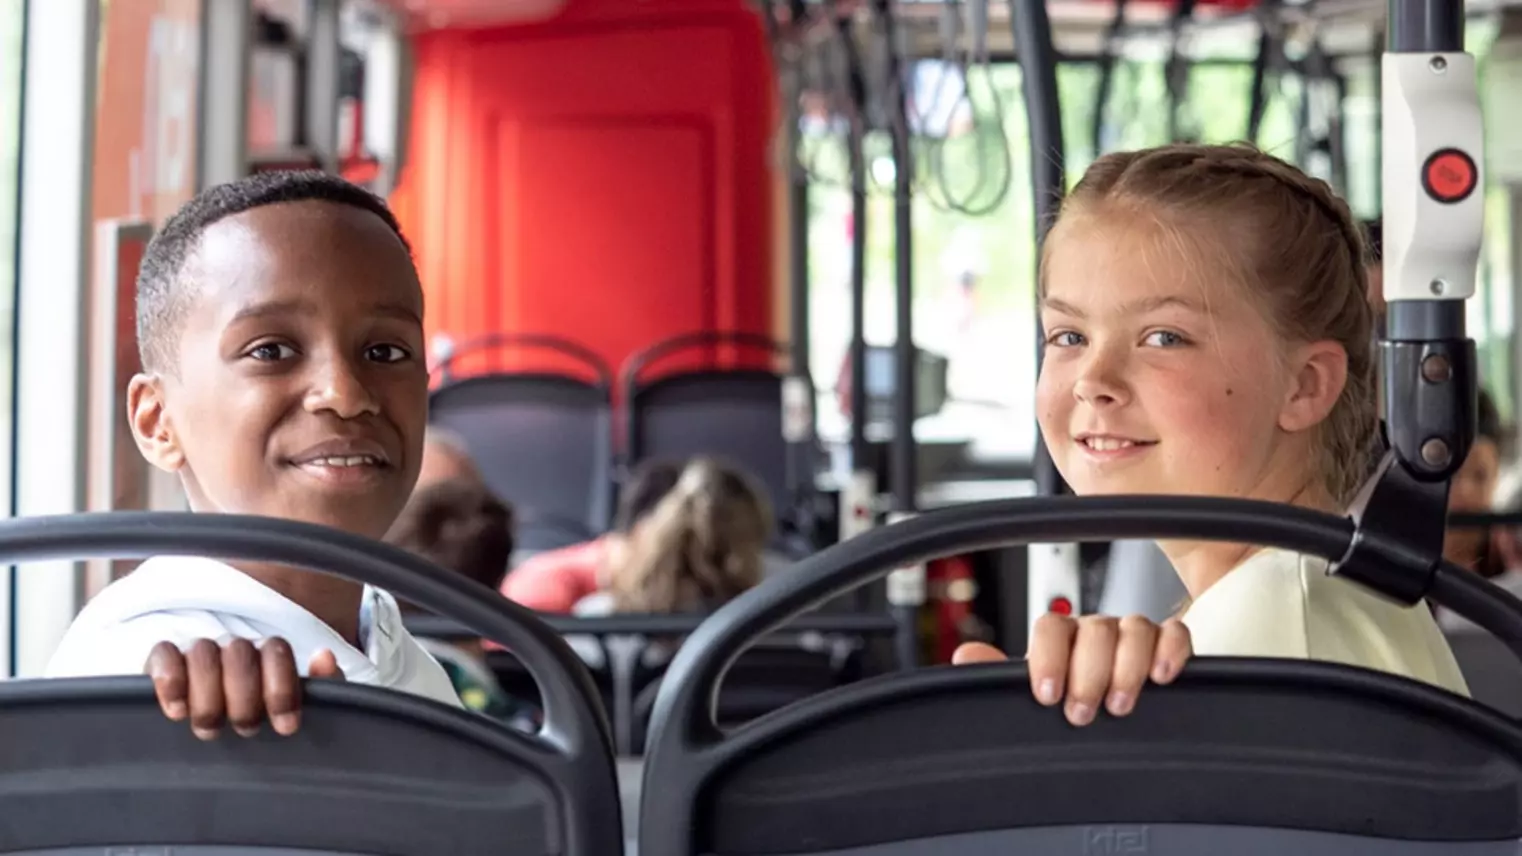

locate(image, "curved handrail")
[[431, 332, 614, 387], [404, 611, 899, 640], [0, 512, 610, 758], [619, 331, 796, 398], [645, 494, 1522, 754]]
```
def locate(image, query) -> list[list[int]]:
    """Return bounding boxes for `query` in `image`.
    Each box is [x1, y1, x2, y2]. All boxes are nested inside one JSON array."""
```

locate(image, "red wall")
[[392, 0, 778, 382]]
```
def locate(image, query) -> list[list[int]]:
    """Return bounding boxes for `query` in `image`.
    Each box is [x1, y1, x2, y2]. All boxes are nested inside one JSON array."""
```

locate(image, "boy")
[[45, 170, 460, 739]]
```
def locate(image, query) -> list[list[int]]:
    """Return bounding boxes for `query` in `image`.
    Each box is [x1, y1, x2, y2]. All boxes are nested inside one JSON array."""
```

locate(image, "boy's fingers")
[[144, 642, 189, 721], [185, 639, 226, 741], [221, 638, 264, 738], [307, 648, 346, 681], [259, 638, 302, 737]]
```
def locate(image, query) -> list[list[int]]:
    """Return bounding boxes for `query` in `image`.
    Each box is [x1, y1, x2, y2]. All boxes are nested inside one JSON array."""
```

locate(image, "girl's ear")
[[1278, 341, 1348, 434]]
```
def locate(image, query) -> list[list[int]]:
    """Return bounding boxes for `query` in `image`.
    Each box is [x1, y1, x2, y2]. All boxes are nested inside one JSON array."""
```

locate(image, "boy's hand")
[[952, 613, 1191, 727], [145, 638, 346, 740]]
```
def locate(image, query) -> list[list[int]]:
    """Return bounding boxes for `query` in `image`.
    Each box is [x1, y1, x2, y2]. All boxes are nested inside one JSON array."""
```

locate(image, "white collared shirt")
[[45, 555, 461, 708]]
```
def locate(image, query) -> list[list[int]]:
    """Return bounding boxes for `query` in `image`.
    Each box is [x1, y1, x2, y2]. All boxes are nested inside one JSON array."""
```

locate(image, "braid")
[[1123, 144, 1368, 272]]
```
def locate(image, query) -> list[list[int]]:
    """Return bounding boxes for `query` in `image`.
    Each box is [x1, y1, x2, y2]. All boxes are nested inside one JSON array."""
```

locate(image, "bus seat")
[[1446, 628, 1522, 717], [0, 677, 592, 854], [621, 332, 816, 545], [629, 645, 849, 755], [629, 369, 792, 514], [431, 373, 614, 553], [0, 511, 623, 856], [640, 498, 1522, 856], [642, 658, 1522, 855]]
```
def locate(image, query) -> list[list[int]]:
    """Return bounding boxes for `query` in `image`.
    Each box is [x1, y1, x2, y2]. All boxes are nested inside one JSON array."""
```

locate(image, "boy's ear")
[[1278, 340, 1349, 434], [126, 373, 185, 473]]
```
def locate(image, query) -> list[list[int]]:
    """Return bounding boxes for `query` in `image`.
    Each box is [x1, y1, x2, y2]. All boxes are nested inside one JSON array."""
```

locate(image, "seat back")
[[4, 511, 622, 856], [0, 678, 585, 854], [430, 335, 615, 552], [640, 496, 1522, 855], [623, 332, 813, 526]]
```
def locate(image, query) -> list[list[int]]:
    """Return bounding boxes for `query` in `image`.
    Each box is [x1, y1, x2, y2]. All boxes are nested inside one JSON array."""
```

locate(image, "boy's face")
[[128, 200, 428, 540]]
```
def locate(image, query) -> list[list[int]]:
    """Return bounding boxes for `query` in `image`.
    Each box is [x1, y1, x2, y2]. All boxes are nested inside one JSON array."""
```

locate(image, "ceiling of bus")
[[377, 0, 1520, 58]]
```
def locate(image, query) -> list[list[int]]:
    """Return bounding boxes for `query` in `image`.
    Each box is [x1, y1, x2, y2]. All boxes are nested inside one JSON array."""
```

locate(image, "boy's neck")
[[235, 563, 366, 648]]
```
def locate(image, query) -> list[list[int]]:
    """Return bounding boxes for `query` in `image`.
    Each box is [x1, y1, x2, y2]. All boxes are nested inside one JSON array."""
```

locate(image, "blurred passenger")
[[417, 427, 484, 492], [582, 457, 772, 615], [500, 460, 683, 612], [386, 478, 534, 727]]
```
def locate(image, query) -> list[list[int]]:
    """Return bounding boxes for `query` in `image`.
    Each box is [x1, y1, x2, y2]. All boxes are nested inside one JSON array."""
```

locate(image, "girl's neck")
[[1161, 478, 1338, 601]]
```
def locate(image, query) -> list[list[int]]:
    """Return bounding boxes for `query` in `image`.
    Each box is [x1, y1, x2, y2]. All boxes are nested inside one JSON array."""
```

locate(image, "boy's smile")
[[129, 199, 428, 541]]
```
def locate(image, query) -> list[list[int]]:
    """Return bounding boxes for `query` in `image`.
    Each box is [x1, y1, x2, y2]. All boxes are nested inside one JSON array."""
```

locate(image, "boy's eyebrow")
[[1040, 294, 1205, 318], [228, 298, 423, 325]]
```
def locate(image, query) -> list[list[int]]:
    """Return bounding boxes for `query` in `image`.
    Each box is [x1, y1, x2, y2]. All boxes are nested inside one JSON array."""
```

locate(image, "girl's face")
[[1036, 216, 1344, 505]]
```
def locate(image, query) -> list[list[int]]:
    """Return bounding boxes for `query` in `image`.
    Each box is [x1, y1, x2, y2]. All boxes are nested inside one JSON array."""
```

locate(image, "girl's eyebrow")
[[1041, 294, 1207, 319]]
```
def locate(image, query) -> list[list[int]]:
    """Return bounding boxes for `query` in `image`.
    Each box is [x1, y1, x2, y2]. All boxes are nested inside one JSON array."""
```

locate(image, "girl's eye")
[[1144, 330, 1187, 347], [1047, 331, 1085, 347], [366, 344, 411, 364], [248, 342, 296, 361]]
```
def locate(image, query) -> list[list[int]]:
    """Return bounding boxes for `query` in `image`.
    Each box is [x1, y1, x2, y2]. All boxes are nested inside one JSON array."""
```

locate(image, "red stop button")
[[1048, 596, 1074, 616], [1423, 149, 1477, 204]]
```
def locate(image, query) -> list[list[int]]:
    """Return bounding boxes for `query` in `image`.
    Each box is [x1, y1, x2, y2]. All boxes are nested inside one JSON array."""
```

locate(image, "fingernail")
[[1153, 659, 1175, 682], [1107, 691, 1133, 716], [163, 700, 187, 720], [1067, 702, 1095, 726], [234, 725, 261, 739], [1037, 679, 1059, 705], [192, 727, 218, 742], [271, 713, 299, 736]]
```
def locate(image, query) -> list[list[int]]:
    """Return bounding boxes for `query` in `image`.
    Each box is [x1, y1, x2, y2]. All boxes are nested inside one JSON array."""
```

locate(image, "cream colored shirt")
[[1181, 547, 1470, 697]]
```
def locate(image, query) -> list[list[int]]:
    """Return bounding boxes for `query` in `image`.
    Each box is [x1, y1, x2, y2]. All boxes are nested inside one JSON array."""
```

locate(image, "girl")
[[955, 143, 1469, 726]]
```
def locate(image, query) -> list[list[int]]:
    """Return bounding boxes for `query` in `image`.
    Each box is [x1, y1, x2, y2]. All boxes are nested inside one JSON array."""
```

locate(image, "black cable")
[[1164, 0, 1199, 142], [1091, 0, 1130, 156]]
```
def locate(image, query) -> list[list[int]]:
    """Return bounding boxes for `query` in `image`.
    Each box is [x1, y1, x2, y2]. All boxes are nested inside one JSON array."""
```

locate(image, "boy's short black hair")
[[387, 479, 515, 592], [136, 169, 412, 373], [614, 460, 684, 532]]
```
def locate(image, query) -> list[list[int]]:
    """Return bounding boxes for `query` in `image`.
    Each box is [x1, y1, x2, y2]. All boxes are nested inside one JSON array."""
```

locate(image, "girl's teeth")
[[1087, 438, 1135, 451]]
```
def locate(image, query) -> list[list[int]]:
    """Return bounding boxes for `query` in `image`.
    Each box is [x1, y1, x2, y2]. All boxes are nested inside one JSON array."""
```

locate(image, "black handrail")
[[431, 332, 614, 387], [645, 495, 1522, 752], [0, 512, 611, 758], [619, 330, 793, 396], [404, 611, 900, 641]]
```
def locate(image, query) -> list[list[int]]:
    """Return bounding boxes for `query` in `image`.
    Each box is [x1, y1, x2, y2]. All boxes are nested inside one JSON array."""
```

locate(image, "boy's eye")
[[366, 344, 411, 363], [1046, 330, 1085, 347], [247, 342, 296, 361], [1143, 330, 1187, 347]]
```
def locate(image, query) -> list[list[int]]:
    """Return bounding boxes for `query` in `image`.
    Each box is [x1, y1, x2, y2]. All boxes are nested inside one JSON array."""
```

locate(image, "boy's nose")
[[304, 361, 381, 419]]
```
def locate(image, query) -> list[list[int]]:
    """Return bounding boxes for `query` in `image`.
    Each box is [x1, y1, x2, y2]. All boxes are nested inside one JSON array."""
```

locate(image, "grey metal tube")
[[836, 10, 871, 468], [876, 0, 917, 517], [1011, 0, 1067, 498], [1388, 0, 1464, 52]]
